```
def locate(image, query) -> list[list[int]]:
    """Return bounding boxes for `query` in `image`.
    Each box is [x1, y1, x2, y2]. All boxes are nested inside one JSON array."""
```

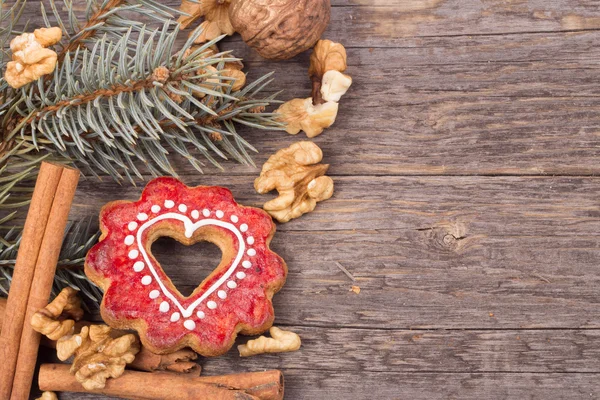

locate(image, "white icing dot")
[[227, 281, 237, 289], [170, 312, 181, 322], [137, 213, 148, 221], [242, 260, 252, 269], [218, 290, 227, 299], [164, 200, 175, 208], [149, 290, 160, 299], [133, 261, 145, 272], [191, 210, 200, 219], [128, 250, 139, 259], [240, 224, 248, 232], [247, 249, 256, 257], [151, 205, 161, 213], [216, 210, 224, 218], [159, 301, 170, 312], [184, 320, 196, 330], [124, 235, 134, 246], [207, 301, 217, 309], [236, 272, 246, 279], [197, 311, 205, 319], [128, 221, 138, 231], [178, 204, 187, 212], [247, 236, 254, 245], [203, 209, 210, 217], [231, 215, 239, 223], [141, 275, 152, 285]]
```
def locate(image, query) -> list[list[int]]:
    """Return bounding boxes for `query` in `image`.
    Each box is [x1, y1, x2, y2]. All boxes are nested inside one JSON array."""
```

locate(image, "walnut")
[[5, 27, 62, 89], [228, 0, 331, 60], [184, 43, 245, 91], [178, 0, 235, 42], [308, 39, 351, 105], [276, 97, 338, 138], [255, 141, 334, 222], [238, 327, 301, 357], [221, 61, 246, 91], [191, 65, 221, 98], [36, 392, 58, 400], [320, 70, 352, 103], [308, 39, 347, 81], [30, 287, 84, 341], [56, 324, 140, 390]]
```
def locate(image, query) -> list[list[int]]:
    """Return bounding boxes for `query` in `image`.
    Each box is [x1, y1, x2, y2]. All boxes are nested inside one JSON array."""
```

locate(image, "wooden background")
[[16, 0, 600, 398]]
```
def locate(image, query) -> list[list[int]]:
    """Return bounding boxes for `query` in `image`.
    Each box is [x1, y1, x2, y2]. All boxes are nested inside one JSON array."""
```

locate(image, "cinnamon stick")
[[197, 370, 284, 400], [11, 166, 80, 400], [0, 163, 64, 400], [0, 297, 7, 331], [39, 364, 262, 400]]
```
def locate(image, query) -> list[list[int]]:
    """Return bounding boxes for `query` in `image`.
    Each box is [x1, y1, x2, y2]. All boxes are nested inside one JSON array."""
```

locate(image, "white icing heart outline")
[[136, 212, 245, 318]]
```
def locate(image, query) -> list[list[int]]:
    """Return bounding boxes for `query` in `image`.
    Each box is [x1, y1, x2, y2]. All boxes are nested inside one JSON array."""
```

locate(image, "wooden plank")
[[54, 370, 600, 400], [39, 0, 600, 43], [74, 176, 600, 329], [101, 230, 600, 330], [73, 176, 600, 235], [188, 327, 600, 374], [13, 3, 600, 176]]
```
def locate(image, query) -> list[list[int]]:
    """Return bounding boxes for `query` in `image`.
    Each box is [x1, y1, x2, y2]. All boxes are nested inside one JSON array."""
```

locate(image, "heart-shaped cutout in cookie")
[[152, 237, 224, 297], [85, 178, 287, 356]]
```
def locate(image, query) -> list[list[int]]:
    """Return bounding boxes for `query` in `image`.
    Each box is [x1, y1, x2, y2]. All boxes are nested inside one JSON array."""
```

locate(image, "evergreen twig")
[[0, 0, 284, 308]]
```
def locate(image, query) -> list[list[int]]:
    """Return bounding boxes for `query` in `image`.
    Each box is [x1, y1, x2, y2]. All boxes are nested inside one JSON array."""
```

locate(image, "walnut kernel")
[[255, 141, 334, 222]]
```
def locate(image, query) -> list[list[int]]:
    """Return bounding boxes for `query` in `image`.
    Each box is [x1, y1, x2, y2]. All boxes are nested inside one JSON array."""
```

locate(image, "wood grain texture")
[[8, 0, 600, 398]]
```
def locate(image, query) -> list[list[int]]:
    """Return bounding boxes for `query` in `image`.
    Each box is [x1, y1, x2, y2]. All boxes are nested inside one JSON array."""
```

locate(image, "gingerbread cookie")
[[85, 177, 287, 356]]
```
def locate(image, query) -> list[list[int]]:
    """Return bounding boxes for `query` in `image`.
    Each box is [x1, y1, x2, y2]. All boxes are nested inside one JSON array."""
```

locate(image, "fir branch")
[[54, 0, 127, 62], [0, 219, 103, 310], [11, 27, 281, 182]]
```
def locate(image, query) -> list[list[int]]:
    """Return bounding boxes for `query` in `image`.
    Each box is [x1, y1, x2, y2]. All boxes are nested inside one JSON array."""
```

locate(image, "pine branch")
[[0, 219, 103, 310], [0, 0, 285, 307], [44, 0, 185, 60], [9, 26, 282, 182]]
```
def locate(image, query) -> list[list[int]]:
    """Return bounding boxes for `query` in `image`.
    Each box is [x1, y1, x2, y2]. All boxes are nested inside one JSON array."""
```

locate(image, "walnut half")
[[56, 324, 140, 390], [4, 27, 62, 89], [277, 39, 351, 138], [238, 327, 301, 357], [255, 141, 334, 223], [30, 287, 84, 340]]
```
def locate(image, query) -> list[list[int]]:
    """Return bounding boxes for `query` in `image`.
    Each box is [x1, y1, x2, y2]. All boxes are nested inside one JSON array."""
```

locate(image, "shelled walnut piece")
[[277, 39, 351, 137], [178, 0, 234, 41], [36, 391, 58, 400], [31, 288, 139, 390], [309, 39, 351, 103], [56, 325, 139, 390], [238, 327, 301, 357], [4, 27, 62, 89], [185, 43, 246, 93], [255, 141, 334, 222], [30, 286, 83, 340]]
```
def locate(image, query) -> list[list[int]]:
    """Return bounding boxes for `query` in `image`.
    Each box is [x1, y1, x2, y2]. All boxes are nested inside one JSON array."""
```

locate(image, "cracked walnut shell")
[[255, 141, 334, 223], [228, 0, 331, 60]]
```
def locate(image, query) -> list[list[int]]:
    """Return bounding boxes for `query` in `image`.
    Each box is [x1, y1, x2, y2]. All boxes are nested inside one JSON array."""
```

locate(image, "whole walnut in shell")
[[228, 0, 331, 60]]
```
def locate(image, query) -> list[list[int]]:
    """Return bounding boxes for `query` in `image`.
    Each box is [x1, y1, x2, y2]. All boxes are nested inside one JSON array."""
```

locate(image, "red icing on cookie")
[[85, 177, 287, 355]]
